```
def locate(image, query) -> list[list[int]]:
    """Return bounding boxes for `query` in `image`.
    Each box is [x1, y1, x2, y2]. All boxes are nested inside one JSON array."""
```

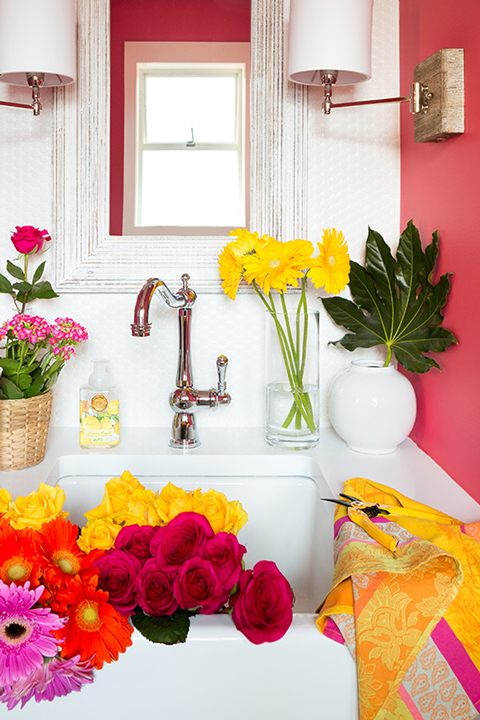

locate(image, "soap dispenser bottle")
[[79, 359, 120, 448]]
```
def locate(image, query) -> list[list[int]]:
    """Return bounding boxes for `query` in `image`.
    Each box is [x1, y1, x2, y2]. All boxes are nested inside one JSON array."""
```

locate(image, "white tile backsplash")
[[0, 0, 399, 431]]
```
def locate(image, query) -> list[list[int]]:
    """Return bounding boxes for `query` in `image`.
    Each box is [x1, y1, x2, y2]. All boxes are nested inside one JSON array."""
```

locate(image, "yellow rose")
[[154, 482, 195, 522], [78, 517, 121, 552], [85, 470, 143, 521], [115, 488, 156, 525], [6, 483, 68, 530], [194, 489, 248, 535], [0, 488, 13, 515]]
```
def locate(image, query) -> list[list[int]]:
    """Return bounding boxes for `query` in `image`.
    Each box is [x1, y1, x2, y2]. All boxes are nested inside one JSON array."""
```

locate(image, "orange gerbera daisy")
[[35, 518, 103, 612], [0, 524, 42, 589], [56, 577, 133, 669]]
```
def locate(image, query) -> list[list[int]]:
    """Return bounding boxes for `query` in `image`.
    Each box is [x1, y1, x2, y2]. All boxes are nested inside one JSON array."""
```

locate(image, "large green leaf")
[[131, 608, 192, 645], [6, 261, 24, 281], [0, 376, 25, 399], [0, 273, 13, 294], [28, 280, 59, 300], [32, 261, 46, 284], [322, 221, 457, 373]]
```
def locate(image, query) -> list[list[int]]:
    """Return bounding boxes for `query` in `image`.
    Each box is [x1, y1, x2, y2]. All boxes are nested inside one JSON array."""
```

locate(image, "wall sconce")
[[287, 0, 465, 143], [0, 0, 76, 116]]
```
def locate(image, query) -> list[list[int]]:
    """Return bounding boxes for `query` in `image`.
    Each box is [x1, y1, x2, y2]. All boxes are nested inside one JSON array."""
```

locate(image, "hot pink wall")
[[400, 0, 480, 501], [110, 0, 251, 235]]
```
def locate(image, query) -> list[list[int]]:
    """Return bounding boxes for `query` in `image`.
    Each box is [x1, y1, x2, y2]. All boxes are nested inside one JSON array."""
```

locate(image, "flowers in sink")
[[0, 226, 88, 400], [218, 228, 350, 440], [0, 473, 294, 709]]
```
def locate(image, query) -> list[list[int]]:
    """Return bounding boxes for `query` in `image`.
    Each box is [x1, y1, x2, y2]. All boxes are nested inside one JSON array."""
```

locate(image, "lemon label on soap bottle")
[[79, 359, 120, 448], [79, 398, 120, 446]]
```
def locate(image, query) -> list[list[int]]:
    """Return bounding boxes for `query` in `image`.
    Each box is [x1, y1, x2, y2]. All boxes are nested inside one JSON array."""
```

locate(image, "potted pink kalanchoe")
[[0, 226, 88, 470]]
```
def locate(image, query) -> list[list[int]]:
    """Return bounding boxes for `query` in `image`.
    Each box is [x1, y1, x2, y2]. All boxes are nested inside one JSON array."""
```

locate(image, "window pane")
[[140, 150, 244, 227], [145, 76, 237, 144]]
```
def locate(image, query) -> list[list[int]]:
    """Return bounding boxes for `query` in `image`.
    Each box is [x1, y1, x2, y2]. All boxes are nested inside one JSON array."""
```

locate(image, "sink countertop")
[[1, 426, 479, 524]]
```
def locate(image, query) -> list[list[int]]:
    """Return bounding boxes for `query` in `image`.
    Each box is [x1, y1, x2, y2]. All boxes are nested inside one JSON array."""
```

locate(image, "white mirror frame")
[[52, 0, 307, 293]]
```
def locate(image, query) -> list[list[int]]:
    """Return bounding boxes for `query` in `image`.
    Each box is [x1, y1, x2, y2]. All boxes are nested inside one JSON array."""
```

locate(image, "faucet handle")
[[216, 355, 228, 394]]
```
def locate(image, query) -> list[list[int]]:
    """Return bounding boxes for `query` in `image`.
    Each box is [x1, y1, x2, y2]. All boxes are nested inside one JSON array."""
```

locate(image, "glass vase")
[[265, 310, 320, 450]]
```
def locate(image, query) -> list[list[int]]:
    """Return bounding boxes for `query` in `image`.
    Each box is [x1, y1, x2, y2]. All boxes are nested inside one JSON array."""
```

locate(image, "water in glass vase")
[[266, 381, 319, 450]]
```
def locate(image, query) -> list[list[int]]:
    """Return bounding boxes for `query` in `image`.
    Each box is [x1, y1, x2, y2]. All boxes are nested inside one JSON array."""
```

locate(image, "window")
[[123, 43, 250, 236]]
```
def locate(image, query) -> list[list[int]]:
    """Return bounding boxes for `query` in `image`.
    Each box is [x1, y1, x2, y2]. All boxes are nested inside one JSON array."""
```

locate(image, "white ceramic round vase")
[[328, 360, 417, 454]]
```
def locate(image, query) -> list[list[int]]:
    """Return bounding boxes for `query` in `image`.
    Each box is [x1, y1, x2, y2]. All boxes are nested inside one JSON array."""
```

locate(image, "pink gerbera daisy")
[[0, 654, 94, 710], [0, 581, 65, 686]]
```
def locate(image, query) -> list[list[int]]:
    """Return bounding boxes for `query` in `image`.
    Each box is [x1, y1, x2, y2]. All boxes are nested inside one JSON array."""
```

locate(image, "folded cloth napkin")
[[316, 477, 480, 720]]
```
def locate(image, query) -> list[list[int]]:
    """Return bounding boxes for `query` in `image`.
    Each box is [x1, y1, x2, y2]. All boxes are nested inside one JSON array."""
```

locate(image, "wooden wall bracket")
[[413, 48, 464, 143]]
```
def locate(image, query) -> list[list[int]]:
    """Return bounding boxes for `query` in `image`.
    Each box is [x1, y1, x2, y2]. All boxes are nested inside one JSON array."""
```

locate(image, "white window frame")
[[123, 42, 250, 236]]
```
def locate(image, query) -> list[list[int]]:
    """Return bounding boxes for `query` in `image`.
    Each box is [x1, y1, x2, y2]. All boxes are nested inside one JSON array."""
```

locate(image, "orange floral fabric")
[[316, 478, 480, 720]]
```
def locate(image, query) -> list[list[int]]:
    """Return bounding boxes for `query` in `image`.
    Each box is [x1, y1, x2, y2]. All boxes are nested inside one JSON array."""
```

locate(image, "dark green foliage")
[[322, 221, 457, 373]]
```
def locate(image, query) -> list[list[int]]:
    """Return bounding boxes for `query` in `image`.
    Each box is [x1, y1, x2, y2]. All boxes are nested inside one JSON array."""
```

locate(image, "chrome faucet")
[[131, 274, 231, 448]]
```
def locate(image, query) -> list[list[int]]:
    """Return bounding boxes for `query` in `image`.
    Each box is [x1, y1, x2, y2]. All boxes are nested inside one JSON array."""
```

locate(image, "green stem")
[[21, 254, 29, 314], [385, 345, 392, 367]]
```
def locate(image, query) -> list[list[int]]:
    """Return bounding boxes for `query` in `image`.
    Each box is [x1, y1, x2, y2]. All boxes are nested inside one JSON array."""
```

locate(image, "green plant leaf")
[[0, 358, 39, 376], [321, 221, 457, 373], [24, 376, 47, 397], [6, 261, 25, 281], [0, 376, 25, 399], [12, 281, 31, 293], [29, 281, 59, 300], [0, 273, 13, 294], [32, 261, 46, 283], [131, 609, 192, 645]]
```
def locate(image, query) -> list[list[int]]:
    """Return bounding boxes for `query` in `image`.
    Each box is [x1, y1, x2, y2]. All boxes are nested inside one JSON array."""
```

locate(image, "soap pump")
[[79, 359, 120, 448]]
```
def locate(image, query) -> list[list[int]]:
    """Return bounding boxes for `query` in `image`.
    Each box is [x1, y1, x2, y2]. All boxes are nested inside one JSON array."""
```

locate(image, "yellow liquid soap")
[[79, 359, 120, 448]]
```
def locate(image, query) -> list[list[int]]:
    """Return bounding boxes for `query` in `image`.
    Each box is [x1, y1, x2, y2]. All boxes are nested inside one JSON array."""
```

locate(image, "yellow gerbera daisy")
[[307, 228, 350, 295], [228, 228, 270, 259], [242, 238, 314, 295], [218, 243, 244, 300], [219, 229, 271, 300]]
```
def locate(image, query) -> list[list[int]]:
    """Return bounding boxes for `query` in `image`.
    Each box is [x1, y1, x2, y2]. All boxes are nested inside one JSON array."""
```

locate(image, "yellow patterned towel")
[[316, 477, 480, 720]]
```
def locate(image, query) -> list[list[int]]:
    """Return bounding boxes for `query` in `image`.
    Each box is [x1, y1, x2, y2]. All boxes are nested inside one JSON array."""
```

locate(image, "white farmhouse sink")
[[14, 453, 357, 720]]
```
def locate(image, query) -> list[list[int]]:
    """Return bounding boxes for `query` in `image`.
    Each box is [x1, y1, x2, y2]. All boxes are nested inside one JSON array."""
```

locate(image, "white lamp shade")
[[287, 0, 373, 86], [0, 0, 76, 86]]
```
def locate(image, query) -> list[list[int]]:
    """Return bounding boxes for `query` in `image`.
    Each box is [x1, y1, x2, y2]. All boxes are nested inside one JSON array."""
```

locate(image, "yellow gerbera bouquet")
[[218, 228, 350, 444]]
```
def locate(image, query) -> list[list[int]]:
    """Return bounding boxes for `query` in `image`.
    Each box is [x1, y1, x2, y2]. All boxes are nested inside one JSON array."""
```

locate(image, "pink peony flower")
[[0, 654, 94, 710], [136, 560, 179, 616], [150, 512, 214, 566], [0, 581, 65, 686], [11, 226, 51, 255], [96, 550, 141, 615], [231, 561, 294, 644], [174, 557, 227, 615], [203, 532, 246, 593]]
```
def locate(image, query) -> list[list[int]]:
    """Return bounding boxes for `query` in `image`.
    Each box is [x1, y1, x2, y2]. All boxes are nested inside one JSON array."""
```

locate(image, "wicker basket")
[[0, 390, 53, 471]]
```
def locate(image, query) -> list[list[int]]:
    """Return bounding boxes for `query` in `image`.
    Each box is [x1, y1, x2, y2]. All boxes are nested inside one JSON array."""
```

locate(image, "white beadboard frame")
[[52, 0, 308, 293]]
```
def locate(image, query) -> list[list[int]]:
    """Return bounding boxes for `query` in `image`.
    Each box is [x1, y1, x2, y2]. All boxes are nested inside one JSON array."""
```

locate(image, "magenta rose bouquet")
[[97, 511, 294, 646], [0, 226, 88, 400]]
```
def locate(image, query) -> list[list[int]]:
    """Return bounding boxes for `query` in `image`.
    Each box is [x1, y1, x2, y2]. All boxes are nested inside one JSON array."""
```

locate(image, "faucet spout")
[[131, 275, 196, 336], [131, 274, 230, 448]]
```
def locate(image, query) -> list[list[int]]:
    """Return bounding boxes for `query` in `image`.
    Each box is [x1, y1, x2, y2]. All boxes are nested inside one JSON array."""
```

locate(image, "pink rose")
[[114, 524, 156, 561], [231, 561, 294, 644], [203, 532, 246, 593], [97, 549, 141, 614], [174, 557, 227, 614], [11, 225, 51, 254], [150, 512, 214, 566], [136, 559, 179, 616]]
